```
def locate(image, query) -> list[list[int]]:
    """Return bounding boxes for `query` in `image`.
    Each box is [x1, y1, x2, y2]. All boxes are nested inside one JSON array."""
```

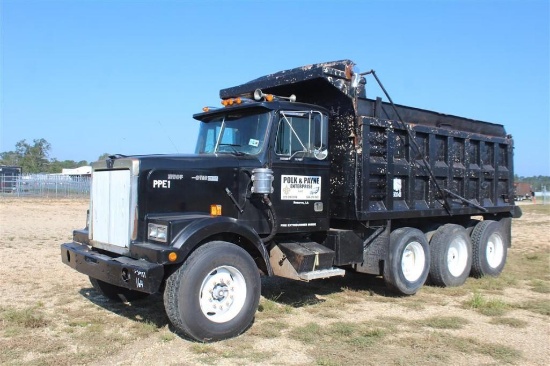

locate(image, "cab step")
[[298, 268, 346, 281]]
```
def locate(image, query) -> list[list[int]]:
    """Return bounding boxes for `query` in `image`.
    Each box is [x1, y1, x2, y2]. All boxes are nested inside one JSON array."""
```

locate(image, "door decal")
[[281, 175, 321, 200]]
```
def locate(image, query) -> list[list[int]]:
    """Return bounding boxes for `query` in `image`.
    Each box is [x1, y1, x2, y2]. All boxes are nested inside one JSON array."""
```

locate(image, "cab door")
[[269, 109, 330, 233]]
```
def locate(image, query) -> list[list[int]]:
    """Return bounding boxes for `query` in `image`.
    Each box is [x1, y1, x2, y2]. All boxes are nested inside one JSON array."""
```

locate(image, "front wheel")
[[384, 227, 430, 295], [470, 220, 508, 278], [164, 241, 261, 342]]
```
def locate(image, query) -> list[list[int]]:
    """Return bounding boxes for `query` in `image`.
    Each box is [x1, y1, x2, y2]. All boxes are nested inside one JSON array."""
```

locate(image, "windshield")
[[195, 111, 271, 155]]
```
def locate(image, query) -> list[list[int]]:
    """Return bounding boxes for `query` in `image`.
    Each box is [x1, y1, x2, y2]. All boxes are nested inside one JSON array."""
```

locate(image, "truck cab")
[[193, 100, 331, 235]]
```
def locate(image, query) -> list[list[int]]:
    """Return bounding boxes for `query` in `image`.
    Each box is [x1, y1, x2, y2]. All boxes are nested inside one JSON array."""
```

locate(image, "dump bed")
[[222, 60, 519, 221]]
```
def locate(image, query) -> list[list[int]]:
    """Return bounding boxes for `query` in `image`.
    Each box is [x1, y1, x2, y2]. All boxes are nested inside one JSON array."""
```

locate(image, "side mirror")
[[351, 73, 361, 88], [313, 147, 328, 160]]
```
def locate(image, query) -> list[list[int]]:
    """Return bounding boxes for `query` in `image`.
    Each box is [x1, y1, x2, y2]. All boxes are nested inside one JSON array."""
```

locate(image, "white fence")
[[0, 174, 91, 198], [534, 188, 550, 205]]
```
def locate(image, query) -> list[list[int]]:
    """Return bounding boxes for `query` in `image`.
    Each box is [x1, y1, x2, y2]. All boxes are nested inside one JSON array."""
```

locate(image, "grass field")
[[0, 200, 548, 365]]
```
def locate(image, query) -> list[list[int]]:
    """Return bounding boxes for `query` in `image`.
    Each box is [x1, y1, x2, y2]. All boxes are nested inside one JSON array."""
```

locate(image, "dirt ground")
[[0, 198, 548, 365]]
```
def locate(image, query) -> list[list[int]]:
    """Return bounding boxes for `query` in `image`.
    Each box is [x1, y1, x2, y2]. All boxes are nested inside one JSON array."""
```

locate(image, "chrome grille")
[[91, 169, 132, 249]]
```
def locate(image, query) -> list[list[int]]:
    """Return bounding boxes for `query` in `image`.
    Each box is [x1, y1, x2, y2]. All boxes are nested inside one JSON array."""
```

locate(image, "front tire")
[[470, 220, 508, 278], [384, 227, 430, 295], [429, 224, 472, 287], [164, 241, 260, 342]]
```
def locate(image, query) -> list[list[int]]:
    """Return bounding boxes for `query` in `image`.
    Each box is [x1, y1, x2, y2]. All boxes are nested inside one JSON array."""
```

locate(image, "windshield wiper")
[[217, 144, 246, 156]]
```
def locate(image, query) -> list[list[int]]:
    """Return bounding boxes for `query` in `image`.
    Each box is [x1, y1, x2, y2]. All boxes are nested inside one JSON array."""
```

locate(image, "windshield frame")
[[194, 108, 273, 156]]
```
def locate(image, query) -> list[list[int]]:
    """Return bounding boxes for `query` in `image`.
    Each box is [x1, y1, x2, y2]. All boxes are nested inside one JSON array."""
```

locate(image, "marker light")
[[221, 98, 243, 107], [168, 252, 178, 262], [210, 204, 222, 216]]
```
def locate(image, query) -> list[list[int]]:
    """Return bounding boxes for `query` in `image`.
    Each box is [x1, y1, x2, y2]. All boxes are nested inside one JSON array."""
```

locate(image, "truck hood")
[[119, 154, 264, 219]]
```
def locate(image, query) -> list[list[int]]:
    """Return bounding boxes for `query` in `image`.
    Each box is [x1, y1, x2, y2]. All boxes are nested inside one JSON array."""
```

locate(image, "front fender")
[[172, 216, 273, 276]]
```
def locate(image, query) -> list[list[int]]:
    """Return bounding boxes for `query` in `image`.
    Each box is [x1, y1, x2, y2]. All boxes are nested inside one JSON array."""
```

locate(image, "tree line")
[[0, 139, 109, 174], [514, 175, 550, 192]]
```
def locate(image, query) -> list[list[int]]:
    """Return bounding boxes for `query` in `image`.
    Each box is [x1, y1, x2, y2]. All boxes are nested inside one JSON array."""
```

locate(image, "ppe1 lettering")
[[153, 180, 171, 188]]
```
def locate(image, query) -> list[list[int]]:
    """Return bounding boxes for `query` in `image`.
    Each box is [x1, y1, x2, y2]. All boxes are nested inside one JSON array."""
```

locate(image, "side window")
[[275, 111, 328, 159]]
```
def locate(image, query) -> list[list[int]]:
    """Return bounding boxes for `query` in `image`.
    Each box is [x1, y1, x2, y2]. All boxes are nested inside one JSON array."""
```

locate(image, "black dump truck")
[[61, 60, 521, 341]]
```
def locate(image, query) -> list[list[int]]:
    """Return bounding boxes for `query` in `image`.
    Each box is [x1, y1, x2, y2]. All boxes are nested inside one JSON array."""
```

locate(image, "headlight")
[[148, 223, 168, 243]]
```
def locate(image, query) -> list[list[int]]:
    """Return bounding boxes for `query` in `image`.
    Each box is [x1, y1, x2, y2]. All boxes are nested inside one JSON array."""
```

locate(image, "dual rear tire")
[[384, 228, 430, 295], [470, 220, 507, 278], [429, 224, 472, 287], [384, 220, 508, 295]]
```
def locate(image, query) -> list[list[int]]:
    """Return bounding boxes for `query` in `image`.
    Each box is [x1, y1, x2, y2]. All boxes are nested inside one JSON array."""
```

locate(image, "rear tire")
[[429, 224, 472, 287], [164, 241, 260, 342], [384, 227, 430, 295], [470, 220, 508, 278], [89, 277, 149, 302]]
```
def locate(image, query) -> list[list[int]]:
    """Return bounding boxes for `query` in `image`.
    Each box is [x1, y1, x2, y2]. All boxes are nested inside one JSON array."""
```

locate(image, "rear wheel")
[[164, 241, 260, 342], [470, 220, 508, 278], [429, 224, 472, 287], [89, 277, 149, 302], [384, 227, 430, 295]]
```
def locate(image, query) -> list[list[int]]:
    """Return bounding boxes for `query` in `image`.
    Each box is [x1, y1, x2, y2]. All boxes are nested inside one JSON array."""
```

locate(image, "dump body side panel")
[[349, 116, 515, 221]]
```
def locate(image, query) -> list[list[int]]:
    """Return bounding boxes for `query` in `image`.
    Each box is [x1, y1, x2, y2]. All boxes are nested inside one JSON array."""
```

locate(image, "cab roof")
[[193, 100, 329, 121]]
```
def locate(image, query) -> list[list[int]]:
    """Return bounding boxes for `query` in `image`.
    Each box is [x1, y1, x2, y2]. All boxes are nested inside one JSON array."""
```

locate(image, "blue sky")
[[1, 0, 548, 176]]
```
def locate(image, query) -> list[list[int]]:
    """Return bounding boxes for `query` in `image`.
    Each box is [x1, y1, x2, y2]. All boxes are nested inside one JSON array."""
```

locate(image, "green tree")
[[18, 139, 51, 173], [1, 139, 91, 173], [0, 139, 51, 173], [48, 159, 89, 173], [0, 150, 20, 166]]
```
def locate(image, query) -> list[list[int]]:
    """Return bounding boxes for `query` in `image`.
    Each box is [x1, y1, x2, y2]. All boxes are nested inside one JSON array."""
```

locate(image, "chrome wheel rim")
[[199, 266, 247, 323]]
